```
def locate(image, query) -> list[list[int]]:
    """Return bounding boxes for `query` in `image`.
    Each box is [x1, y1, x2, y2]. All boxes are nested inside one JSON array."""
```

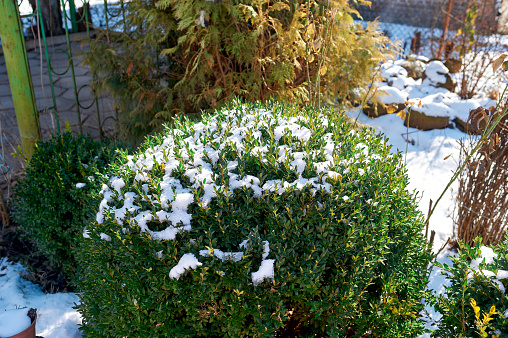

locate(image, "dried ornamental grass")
[[455, 106, 508, 246]]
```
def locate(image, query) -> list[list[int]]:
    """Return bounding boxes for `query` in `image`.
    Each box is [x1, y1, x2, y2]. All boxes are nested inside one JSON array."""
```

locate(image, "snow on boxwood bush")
[[76, 100, 431, 337]]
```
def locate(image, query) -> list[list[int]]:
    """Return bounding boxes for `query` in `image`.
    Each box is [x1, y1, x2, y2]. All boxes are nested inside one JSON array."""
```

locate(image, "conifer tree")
[[82, 0, 394, 141]]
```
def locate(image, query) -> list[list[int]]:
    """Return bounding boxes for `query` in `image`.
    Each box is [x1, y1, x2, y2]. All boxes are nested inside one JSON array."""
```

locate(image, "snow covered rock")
[[423, 60, 456, 92], [363, 86, 408, 118], [405, 93, 453, 130], [444, 97, 482, 132], [388, 76, 418, 91], [377, 85, 409, 104], [381, 63, 408, 79], [425, 61, 449, 85], [404, 110, 450, 130], [401, 58, 427, 79]]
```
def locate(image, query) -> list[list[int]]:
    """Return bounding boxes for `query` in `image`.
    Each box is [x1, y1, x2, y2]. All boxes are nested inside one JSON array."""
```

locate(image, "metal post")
[[37, 0, 62, 134], [68, 0, 78, 33], [0, 0, 41, 161], [438, 0, 454, 59]]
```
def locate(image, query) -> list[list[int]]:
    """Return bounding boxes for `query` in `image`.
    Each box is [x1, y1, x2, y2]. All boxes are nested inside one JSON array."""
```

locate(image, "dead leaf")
[[386, 104, 398, 114], [396, 110, 407, 120], [307, 23, 315, 36], [492, 53, 508, 72], [320, 65, 327, 76], [126, 62, 134, 76], [443, 154, 452, 160], [313, 38, 322, 51]]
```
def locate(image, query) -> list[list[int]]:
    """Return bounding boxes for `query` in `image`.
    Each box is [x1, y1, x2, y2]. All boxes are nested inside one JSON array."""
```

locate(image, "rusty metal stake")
[[438, 0, 454, 59]]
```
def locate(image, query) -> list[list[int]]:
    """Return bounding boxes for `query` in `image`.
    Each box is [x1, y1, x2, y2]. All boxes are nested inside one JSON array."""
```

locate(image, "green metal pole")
[[0, 0, 41, 161], [68, 0, 78, 33], [61, 0, 82, 134]]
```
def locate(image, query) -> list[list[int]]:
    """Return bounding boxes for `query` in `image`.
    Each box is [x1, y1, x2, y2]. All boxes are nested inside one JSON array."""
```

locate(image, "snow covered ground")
[[0, 257, 81, 337]]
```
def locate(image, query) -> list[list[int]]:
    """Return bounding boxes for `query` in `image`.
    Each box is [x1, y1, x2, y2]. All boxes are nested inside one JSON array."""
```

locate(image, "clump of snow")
[[199, 248, 243, 262], [109, 176, 125, 194], [467, 246, 508, 292], [377, 85, 408, 104], [169, 253, 203, 280], [251, 259, 275, 286], [0, 308, 31, 337], [199, 238, 274, 286], [100, 233, 111, 241], [83, 227, 90, 239], [75, 183, 86, 189], [470, 246, 497, 267]]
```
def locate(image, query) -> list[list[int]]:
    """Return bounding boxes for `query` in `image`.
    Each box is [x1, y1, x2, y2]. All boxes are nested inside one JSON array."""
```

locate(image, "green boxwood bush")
[[77, 100, 430, 337], [13, 132, 127, 281], [432, 237, 508, 337]]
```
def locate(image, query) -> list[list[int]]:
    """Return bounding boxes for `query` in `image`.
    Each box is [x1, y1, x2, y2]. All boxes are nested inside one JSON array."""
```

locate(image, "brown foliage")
[[455, 106, 508, 246]]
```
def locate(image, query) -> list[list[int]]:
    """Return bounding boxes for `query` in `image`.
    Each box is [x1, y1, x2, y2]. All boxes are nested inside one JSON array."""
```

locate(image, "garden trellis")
[[0, 0, 123, 159]]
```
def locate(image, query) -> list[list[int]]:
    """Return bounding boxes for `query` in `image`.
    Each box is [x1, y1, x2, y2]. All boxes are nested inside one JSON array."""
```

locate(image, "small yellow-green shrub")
[[432, 237, 508, 337]]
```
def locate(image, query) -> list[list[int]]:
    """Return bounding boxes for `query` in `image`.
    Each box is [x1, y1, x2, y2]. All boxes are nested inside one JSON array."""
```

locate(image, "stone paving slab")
[[0, 97, 14, 110], [55, 74, 93, 89]]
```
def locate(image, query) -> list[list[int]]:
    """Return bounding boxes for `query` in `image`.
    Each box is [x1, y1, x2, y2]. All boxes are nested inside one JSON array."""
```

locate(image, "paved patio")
[[0, 32, 117, 200]]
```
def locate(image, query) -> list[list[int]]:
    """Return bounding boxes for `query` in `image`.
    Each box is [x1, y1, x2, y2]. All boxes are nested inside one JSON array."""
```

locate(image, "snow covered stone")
[[424, 61, 449, 85], [377, 85, 408, 104], [381, 63, 408, 79]]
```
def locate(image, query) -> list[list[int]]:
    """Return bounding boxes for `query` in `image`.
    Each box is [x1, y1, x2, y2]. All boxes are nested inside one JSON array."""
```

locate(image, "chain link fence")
[[357, 0, 505, 59]]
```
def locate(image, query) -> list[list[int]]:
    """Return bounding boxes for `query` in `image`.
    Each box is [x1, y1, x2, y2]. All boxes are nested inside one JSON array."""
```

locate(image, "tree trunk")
[[28, 0, 64, 36]]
